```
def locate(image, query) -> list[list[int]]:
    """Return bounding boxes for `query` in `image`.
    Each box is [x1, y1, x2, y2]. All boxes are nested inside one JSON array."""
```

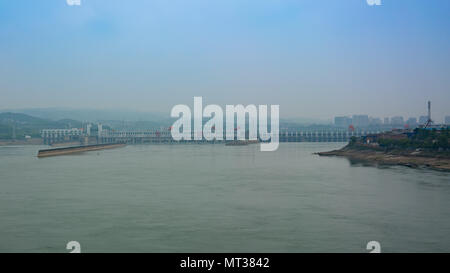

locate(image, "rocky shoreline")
[[317, 145, 450, 172]]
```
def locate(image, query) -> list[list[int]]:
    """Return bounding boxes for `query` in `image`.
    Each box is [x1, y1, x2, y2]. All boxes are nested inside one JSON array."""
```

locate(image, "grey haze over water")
[[0, 143, 449, 252]]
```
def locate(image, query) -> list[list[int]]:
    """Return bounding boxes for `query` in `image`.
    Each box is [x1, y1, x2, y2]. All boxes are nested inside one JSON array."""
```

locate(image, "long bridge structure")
[[97, 129, 387, 144]]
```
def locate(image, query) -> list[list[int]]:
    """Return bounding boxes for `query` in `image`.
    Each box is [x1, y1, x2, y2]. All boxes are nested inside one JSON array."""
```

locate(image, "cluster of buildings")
[[41, 123, 103, 145], [335, 115, 450, 129], [335, 101, 450, 129]]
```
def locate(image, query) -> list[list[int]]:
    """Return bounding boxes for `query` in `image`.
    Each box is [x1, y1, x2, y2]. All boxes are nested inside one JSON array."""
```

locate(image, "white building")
[[97, 123, 103, 137], [41, 128, 83, 138]]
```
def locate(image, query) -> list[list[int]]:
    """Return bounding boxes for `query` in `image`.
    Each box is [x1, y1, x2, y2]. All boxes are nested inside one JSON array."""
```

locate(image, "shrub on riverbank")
[[378, 128, 449, 151]]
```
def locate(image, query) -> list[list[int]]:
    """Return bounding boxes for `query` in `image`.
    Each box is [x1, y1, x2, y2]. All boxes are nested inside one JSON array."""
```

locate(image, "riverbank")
[[317, 145, 450, 171]]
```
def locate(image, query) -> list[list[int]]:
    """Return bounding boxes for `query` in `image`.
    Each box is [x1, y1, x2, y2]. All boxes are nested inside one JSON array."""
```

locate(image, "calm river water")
[[0, 143, 449, 252]]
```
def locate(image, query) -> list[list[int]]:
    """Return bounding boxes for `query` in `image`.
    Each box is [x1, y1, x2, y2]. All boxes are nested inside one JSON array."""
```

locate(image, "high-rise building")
[[384, 117, 390, 125], [391, 116, 404, 126], [406, 117, 418, 127], [369, 117, 382, 126], [334, 116, 352, 128], [352, 115, 370, 127], [419, 116, 428, 125], [445, 116, 450, 125]]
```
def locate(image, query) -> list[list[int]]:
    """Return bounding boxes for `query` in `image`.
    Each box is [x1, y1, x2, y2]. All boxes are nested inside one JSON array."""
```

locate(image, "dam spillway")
[[96, 130, 384, 144]]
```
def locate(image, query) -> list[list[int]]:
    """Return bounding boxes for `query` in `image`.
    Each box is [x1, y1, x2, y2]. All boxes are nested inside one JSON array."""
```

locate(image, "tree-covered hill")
[[0, 112, 82, 139]]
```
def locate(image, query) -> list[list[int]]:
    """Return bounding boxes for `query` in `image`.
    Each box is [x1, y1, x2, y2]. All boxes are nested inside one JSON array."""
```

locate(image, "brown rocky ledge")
[[316, 145, 450, 172]]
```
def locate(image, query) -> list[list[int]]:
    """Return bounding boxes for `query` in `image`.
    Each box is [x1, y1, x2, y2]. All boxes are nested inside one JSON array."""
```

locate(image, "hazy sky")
[[1, 0, 449, 121]]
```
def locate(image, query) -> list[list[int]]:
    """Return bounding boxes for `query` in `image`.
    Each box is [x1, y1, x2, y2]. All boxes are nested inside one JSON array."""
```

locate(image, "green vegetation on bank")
[[378, 128, 449, 150], [0, 112, 82, 139], [349, 128, 450, 151]]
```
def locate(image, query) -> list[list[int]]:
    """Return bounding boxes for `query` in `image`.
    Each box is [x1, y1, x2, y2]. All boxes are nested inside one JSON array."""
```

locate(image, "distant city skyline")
[[2, 106, 448, 125], [1, 1, 450, 121], [334, 99, 448, 126], [334, 113, 449, 127]]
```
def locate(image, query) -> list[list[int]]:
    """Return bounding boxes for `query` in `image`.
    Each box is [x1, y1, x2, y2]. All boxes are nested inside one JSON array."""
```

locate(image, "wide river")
[[0, 143, 449, 252]]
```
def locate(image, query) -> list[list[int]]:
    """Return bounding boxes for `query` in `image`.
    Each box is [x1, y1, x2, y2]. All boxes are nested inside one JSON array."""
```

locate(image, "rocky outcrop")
[[317, 145, 450, 172]]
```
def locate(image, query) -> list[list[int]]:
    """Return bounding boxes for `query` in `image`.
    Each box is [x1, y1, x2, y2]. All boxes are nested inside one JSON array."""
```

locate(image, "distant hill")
[[0, 112, 82, 139], [3, 108, 170, 122], [0, 112, 51, 125]]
